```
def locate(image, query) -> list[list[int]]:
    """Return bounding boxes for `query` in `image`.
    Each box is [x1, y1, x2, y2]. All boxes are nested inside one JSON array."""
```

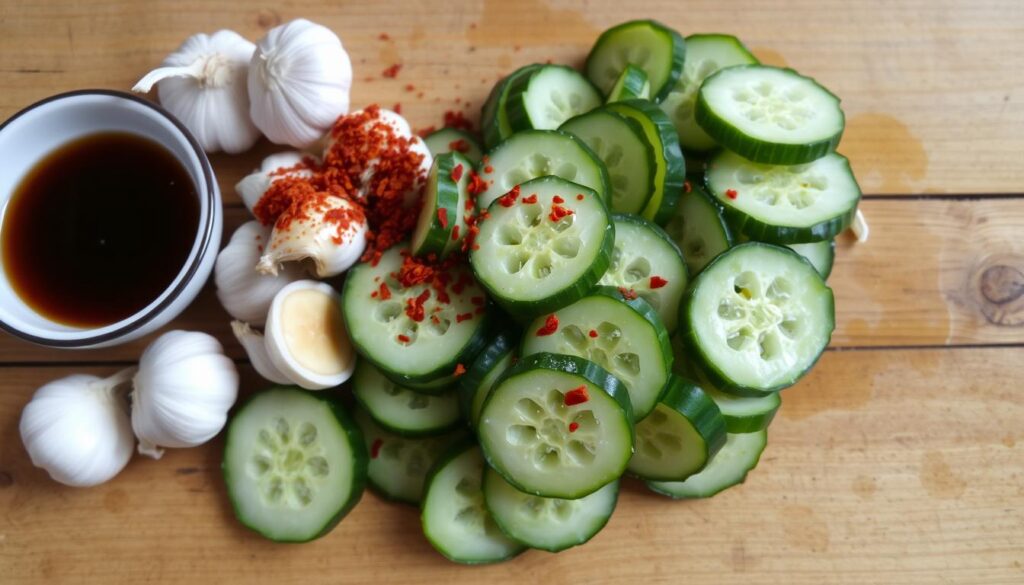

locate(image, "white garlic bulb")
[[235, 151, 319, 216], [133, 30, 260, 154], [215, 221, 305, 325], [19, 371, 136, 487], [131, 331, 239, 459], [256, 194, 368, 278], [231, 320, 292, 385], [248, 19, 353, 148]]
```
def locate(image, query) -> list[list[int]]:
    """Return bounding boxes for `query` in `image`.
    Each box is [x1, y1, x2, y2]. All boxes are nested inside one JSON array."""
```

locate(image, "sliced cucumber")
[[560, 108, 655, 214], [606, 64, 651, 103], [647, 430, 767, 498], [421, 440, 526, 564], [342, 245, 490, 386], [481, 64, 542, 150], [484, 468, 618, 552], [352, 361, 460, 436], [627, 376, 727, 481], [696, 65, 845, 164], [423, 127, 483, 165], [223, 387, 367, 542], [471, 176, 614, 319], [506, 64, 602, 132], [599, 213, 688, 333], [585, 19, 686, 102], [658, 34, 759, 152], [459, 331, 518, 428], [476, 129, 610, 210], [680, 243, 834, 395], [411, 152, 470, 257], [700, 375, 781, 434], [663, 182, 733, 275], [522, 286, 672, 420], [788, 240, 835, 279], [479, 353, 634, 499], [705, 149, 861, 244], [605, 99, 685, 225]]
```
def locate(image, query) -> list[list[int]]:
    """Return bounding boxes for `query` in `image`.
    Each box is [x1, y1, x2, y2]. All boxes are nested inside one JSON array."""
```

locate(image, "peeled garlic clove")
[[231, 321, 293, 384], [235, 152, 319, 215], [264, 280, 357, 390], [215, 221, 305, 325], [320, 107, 412, 160], [256, 194, 368, 278]]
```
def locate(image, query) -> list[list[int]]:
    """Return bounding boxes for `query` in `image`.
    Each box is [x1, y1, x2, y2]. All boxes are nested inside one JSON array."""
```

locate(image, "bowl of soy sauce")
[[0, 90, 221, 348]]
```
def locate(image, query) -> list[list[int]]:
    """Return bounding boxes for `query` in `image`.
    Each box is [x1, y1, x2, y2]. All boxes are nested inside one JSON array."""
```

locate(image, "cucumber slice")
[[479, 353, 634, 499], [681, 243, 834, 395], [483, 468, 619, 552], [471, 176, 614, 319], [459, 331, 518, 428], [606, 64, 651, 103], [605, 99, 685, 225], [223, 387, 367, 542], [423, 127, 483, 165], [522, 286, 671, 421], [627, 376, 727, 481], [599, 213, 687, 332], [700, 375, 781, 434], [705, 149, 861, 244], [481, 64, 542, 150], [585, 19, 686, 102], [411, 152, 471, 258], [788, 240, 835, 279], [664, 182, 734, 275], [696, 65, 845, 164], [647, 430, 767, 498], [352, 361, 460, 436], [476, 129, 610, 210], [560, 108, 656, 214], [342, 245, 490, 386], [421, 440, 526, 564], [506, 64, 602, 132], [659, 34, 759, 152], [354, 408, 466, 505]]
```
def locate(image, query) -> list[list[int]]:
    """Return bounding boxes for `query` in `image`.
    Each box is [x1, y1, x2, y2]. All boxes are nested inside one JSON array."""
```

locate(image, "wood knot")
[[257, 10, 282, 29], [972, 258, 1024, 326], [980, 265, 1024, 304]]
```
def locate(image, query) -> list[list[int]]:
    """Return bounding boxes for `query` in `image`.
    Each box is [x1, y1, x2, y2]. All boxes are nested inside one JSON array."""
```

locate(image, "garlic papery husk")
[[264, 280, 356, 390], [131, 331, 239, 459], [256, 194, 368, 278], [19, 371, 136, 487], [235, 151, 319, 215], [231, 320, 292, 385], [133, 30, 260, 154], [215, 221, 305, 325], [248, 19, 353, 148], [851, 208, 870, 243]]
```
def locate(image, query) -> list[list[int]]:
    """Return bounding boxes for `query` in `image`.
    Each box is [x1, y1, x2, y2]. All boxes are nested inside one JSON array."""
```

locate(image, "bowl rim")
[[0, 88, 218, 348]]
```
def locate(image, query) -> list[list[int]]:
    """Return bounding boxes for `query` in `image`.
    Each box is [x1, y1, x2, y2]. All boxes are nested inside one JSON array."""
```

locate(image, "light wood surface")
[[1, 1, 1023, 584]]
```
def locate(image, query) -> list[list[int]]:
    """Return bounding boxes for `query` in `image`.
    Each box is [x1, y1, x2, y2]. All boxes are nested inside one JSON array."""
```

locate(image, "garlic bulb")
[[248, 19, 353, 148], [215, 221, 305, 325], [131, 331, 238, 459], [19, 371, 135, 487], [235, 151, 319, 215], [133, 30, 260, 154], [256, 194, 368, 278], [231, 320, 292, 384]]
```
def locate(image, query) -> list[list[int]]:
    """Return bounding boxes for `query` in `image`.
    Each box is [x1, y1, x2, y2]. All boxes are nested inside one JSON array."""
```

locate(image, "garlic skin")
[[133, 30, 260, 154], [235, 151, 319, 216], [231, 320, 292, 384], [256, 194, 368, 278], [215, 221, 305, 325], [131, 331, 239, 459], [249, 19, 353, 148], [19, 372, 135, 487]]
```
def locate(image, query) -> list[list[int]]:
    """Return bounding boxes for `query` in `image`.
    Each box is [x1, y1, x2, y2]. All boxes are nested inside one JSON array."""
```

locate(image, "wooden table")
[[1, 1, 1022, 583]]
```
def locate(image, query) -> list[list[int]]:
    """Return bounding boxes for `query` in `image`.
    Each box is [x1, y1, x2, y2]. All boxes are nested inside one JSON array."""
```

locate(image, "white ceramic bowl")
[[0, 90, 221, 348]]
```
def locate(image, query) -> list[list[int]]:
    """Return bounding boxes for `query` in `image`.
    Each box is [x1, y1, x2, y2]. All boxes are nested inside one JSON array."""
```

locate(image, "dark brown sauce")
[[1, 132, 199, 327]]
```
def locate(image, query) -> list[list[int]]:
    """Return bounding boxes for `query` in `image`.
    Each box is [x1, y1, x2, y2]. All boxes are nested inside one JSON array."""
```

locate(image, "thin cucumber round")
[[506, 64, 602, 132], [481, 64, 542, 150], [680, 242, 835, 395], [483, 468, 619, 552], [705, 149, 861, 244], [606, 64, 651, 103], [423, 127, 483, 165], [585, 19, 686, 102], [560, 108, 656, 215], [352, 360, 460, 436], [470, 176, 614, 319], [411, 152, 469, 257], [421, 439, 526, 564], [788, 240, 836, 280], [222, 387, 367, 543], [522, 286, 672, 421], [459, 331, 518, 428], [627, 376, 727, 481], [479, 353, 634, 499], [599, 213, 688, 332], [664, 182, 734, 275], [647, 430, 767, 498], [700, 374, 781, 434], [696, 65, 845, 165]]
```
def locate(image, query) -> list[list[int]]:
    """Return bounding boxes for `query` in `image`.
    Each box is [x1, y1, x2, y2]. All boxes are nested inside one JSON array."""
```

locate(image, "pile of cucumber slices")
[[221, 19, 858, 561]]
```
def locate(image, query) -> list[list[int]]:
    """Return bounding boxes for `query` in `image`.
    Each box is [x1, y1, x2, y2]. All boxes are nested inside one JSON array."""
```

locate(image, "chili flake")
[[564, 386, 589, 406], [454, 363, 467, 377], [382, 64, 402, 78], [378, 282, 392, 300], [378, 33, 391, 41], [498, 185, 520, 207], [483, 165, 494, 173], [576, 193, 584, 201], [521, 193, 538, 204], [683, 180, 692, 194], [552, 195, 564, 204], [619, 287, 638, 301], [397, 334, 411, 343], [443, 110, 474, 132], [393, 103, 402, 114], [536, 314, 559, 336], [568, 422, 580, 433], [451, 225, 461, 241], [726, 189, 738, 200], [467, 171, 488, 196], [437, 207, 449, 229], [588, 329, 598, 338], [650, 276, 668, 289], [456, 312, 473, 323], [405, 290, 430, 322], [370, 439, 383, 459], [548, 203, 573, 222], [449, 139, 471, 154]]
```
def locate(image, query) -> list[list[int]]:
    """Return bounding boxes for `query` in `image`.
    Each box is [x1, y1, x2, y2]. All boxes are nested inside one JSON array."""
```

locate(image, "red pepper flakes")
[[576, 193, 584, 200], [456, 312, 473, 323], [683, 180, 692, 194], [588, 329, 598, 338], [467, 171, 488, 196], [552, 195, 564, 204], [449, 139, 471, 154], [536, 314, 559, 336], [483, 165, 494, 174], [397, 334, 411, 343], [405, 290, 431, 322], [568, 422, 580, 433], [454, 363, 467, 377], [521, 193, 538, 204], [382, 64, 402, 78], [437, 207, 449, 229], [726, 189, 738, 200], [564, 386, 589, 406], [370, 439, 383, 459], [451, 225, 461, 241], [650, 276, 668, 289], [498, 185, 521, 207], [431, 314, 441, 325], [465, 197, 475, 211], [379, 282, 392, 300], [548, 203, 573, 222], [404, 83, 416, 92], [392, 103, 402, 114], [371, 291, 378, 298], [619, 287, 638, 301], [451, 164, 464, 182], [378, 33, 391, 41], [443, 110, 475, 132]]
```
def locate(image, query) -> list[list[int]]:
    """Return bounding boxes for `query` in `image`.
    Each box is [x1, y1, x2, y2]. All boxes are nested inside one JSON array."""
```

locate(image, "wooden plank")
[[0, 348, 1021, 584], [0, 0, 1022, 199]]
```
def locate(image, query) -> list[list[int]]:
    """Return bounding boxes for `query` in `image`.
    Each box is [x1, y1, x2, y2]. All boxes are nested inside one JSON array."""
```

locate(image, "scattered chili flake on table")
[[568, 422, 580, 433], [650, 276, 668, 289], [404, 83, 416, 92], [392, 103, 402, 114], [370, 439, 383, 459], [536, 314, 559, 336], [443, 110, 475, 132], [450, 164, 464, 182], [382, 64, 402, 78], [521, 193, 538, 204], [454, 363, 467, 377], [588, 329, 598, 338], [726, 189, 738, 199], [564, 386, 589, 406], [378, 33, 391, 41], [619, 287, 638, 301], [437, 207, 449, 229]]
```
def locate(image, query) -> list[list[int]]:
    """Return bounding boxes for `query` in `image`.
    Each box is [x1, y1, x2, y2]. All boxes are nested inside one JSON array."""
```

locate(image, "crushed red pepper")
[[370, 439, 383, 458], [588, 329, 598, 338], [568, 422, 580, 433], [650, 276, 668, 289], [548, 202, 573, 222], [725, 189, 738, 200], [437, 207, 449, 229], [576, 193, 584, 200], [443, 110, 475, 132], [449, 139, 471, 154], [564, 386, 589, 406], [683, 180, 692, 194], [450, 164, 465, 182], [619, 287, 638, 301], [378, 282, 392, 300], [498, 185, 520, 207], [405, 290, 430, 322], [552, 195, 564, 204], [536, 314, 559, 336], [521, 193, 538, 204], [454, 363, 467, 377], [382, 64, 402, 78]]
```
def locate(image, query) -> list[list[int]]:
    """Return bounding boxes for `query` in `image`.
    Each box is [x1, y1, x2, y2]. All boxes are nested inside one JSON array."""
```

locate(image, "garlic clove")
[[215, 221, 306, 325], [235, 151, 319, 216], [231, 320, 293, 385], [264, 280, 356, 390], [256, 194, 368, 278], [405, 136, 434, 208]]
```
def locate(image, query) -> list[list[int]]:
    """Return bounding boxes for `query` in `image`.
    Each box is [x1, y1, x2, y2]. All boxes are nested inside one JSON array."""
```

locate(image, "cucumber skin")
[[504, 65, 602, 132], [351, 373, 462, 438], [585, 19, 686, 103], [222, 387, 368, 543], [413, 152, 461, 257], [481, 64, 542, 150], [679, 242, 835, 396], [424, 128, 483, 165], [606, 64, 649, 103], [646, 431, 768, 499], [458, 330, 519, 428]]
